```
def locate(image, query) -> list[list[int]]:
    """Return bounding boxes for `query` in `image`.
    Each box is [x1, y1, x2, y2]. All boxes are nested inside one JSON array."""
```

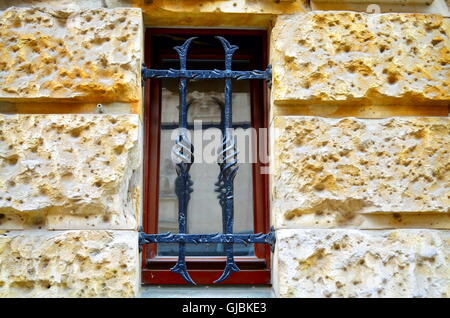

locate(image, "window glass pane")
[[157, 59, 255, 256]]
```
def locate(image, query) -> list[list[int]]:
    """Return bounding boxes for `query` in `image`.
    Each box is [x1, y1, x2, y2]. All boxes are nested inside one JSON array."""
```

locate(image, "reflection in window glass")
[[157, 60, 255, 256]]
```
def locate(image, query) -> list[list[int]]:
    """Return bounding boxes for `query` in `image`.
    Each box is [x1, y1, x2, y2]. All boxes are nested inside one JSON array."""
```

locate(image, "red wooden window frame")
[[142, 28, 270, 285]]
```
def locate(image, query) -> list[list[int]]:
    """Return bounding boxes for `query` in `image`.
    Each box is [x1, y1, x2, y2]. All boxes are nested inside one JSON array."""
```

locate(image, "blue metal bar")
[[170, 37, 197, 285], [142, 68, 272, 83], [213, 36, 240, 284], [139, 229, 275, 249], [160, 123, 252, 130]]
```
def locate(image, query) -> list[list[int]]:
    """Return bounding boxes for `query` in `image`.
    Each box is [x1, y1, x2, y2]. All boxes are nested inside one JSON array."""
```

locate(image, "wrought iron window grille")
[[140, 36, 275, 285]]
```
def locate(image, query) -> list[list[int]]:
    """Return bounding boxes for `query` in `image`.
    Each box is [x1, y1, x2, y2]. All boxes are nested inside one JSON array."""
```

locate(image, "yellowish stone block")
[[0, 7, 142, 103], [0, 114, 141, 230], [274, 229, 450, 297], [141, 0, 308, 27], [272, 116, 449, 229], [0, 230, 139, 297], [271, 12, 450, 106]]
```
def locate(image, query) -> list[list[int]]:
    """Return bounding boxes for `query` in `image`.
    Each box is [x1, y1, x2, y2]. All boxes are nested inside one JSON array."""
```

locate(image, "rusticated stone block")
[[272, 117, 449, 229], [0, 230, 139, 297], [271, 12, 450, 105], [272, 104, 450, 118], [275, 229, 450, 298], [0, 114, 140, 230], [141, 0, 309, 27], [0, 7, 142, 102]]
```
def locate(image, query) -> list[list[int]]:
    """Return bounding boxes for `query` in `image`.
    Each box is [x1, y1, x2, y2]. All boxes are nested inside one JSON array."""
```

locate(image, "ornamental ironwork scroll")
[[140, 36, 275, 285]]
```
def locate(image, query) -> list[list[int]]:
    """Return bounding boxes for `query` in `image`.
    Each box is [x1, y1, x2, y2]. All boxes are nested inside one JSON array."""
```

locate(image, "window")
[[142, 29, 270, 284]]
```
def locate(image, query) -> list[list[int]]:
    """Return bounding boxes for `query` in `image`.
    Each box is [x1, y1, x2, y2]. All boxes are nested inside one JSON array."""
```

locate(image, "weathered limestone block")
[[272, 103, 450, 118], [0, 100, 141, 115], [141, 0, 309, 27], [0, 0, 137, 10], [271, 12, 450, 105], [0, 230, 139, 297], [310, 1, 450, 16], [313, 0, 433, 2], [0, 114, 140, 230], [274, 229, 450, 298], [272, 116, 449, 229], [0, 7, 142, 102]]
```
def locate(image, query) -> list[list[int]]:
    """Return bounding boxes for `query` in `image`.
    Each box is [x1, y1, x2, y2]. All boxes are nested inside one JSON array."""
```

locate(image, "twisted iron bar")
[[140, 36, 274, 285], [212, 36, 241, 283], [170, 37, 197, 285], [215, 134, 239, 202]]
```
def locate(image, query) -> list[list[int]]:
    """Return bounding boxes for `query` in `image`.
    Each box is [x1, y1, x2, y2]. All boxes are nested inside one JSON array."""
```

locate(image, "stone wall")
[[0, 7, 142, 102], [0, 230, 139, 297], [271, 11, 450, 297], [0, 6, 142, 297], [0, 0, 449, 298], [0, 114, 141, 230], [272, 117, 449, 229], [275, 229, 450, 297], [271, 12, 449, 105]]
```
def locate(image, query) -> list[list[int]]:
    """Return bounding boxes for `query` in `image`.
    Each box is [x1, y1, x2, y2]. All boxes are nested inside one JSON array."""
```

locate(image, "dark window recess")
[[141, 29, 274, 285]]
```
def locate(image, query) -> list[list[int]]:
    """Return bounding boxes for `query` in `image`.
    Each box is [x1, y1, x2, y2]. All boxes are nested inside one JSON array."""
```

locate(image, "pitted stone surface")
[[271, 12, 450, 105], [0, 114, 140, 229], [0, 7, 142, 102], [272, 117, 449, 228], [275, 229, 450, 298], [140, 0, 309, 27], [0, 230, 138, 297]]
